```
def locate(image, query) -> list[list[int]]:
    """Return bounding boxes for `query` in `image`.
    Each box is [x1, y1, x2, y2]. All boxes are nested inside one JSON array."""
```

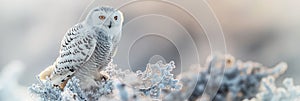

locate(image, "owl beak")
[[108, 21, 112, 28]]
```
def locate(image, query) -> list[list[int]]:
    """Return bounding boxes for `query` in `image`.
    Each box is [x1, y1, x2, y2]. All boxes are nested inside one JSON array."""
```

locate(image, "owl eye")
[[99, 16, 106, 20], [114, 16, 118, 20]]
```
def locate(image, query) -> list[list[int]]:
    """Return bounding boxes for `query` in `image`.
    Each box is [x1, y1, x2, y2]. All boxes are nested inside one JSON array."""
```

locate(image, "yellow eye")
[[99, 16, 106, 20], [114, 16, 118, 20]]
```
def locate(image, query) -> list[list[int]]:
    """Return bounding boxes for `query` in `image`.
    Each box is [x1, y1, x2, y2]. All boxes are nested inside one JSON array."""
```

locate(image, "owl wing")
[[108, 33, 121, 60], [50, 24, 97, 85], [108, 42, 118, 61]]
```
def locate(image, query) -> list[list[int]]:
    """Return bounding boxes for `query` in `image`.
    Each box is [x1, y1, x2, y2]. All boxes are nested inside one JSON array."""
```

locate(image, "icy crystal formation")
[[29, 78, 62, 100], [136, 61, 182, 98], [29, 77, 113, 101], [29, 61, 181, 101], [165, 54, 288, 101], [244, 76, 300, 101], [29, 54, 294, 101]]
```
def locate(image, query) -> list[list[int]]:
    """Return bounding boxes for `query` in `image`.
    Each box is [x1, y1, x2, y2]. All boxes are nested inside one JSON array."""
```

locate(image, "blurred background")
[[0, 0, 300, 100]]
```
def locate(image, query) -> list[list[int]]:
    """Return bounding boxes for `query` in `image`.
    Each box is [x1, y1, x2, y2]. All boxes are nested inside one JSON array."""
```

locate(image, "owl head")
[[85, 6, 124, 38]]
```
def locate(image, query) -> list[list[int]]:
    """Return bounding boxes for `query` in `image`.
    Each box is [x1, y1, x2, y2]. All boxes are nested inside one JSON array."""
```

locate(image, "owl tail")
[[38, 65, 68, 89], [38, 65, 54, 81]]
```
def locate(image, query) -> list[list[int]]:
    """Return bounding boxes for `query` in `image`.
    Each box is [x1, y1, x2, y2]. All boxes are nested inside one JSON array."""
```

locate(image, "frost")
[[29, 78, 62, 101], [29, 76, 113, 101], [243, 77, 300, 101], [136, 61, 182, 98], [29, 61, 181, 101], [28, 54, 300, 101], [164, 54, 288, 101]]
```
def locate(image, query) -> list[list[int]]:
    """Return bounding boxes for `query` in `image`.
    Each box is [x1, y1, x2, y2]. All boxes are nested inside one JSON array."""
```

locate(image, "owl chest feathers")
[[84, 31, 113, 69]]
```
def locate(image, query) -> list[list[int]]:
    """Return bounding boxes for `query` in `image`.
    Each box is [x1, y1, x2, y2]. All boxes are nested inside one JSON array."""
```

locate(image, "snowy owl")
[[38, 6, 123, 90]]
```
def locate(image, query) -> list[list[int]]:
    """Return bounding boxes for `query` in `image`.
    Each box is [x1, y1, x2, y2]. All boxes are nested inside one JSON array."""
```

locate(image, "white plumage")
[[39, 6, 123, 90]]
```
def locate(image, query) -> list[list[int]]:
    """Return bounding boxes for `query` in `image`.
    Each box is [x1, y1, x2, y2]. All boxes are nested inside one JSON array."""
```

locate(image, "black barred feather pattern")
[[49, 23, 114, 86]]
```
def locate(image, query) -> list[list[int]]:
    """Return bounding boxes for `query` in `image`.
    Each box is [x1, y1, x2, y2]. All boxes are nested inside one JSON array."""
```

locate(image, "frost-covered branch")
[[243, 76, 300, 101], [28, 54, 300, 101], [29, 61, 181, 101], [164, 54, 288, 101]]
